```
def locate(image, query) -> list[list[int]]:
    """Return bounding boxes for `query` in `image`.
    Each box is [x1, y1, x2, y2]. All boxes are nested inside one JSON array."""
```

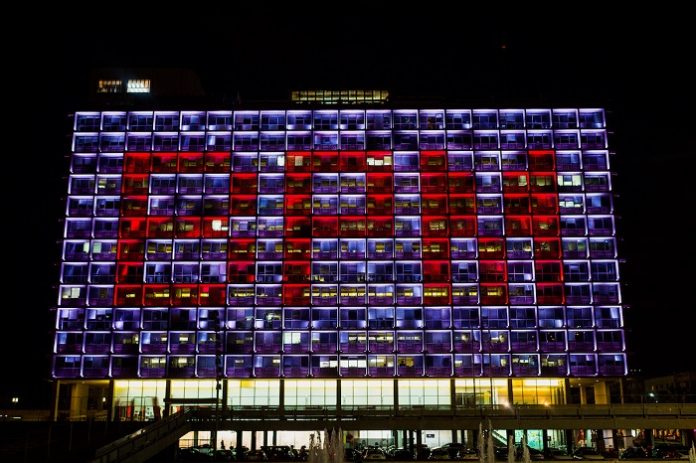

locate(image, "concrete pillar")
[[565, 429, 574, 454], [473, 429, 480, 452], [402, 430, 408, 449], [279, 379, 285, 414], [416, 430, 422, 460], [394, 379, 399, 412], [263, 430, 268, 447], [507, 378, 514, 405], [251, 430, 257, 450], [193, 430, 199, 447], [408, 430, 414, 454], [452, 430, 458, 443], [595, 430, 605, 452], [164, 380, 171, 417], [461, 430, 468, 446], [542, 430, 549, 453], [337, 379, 342, 412], [645, 429, 653, 448], [393, 430, 400, 448], [273, 430, 277, 446], [237, 430, 244, 460]]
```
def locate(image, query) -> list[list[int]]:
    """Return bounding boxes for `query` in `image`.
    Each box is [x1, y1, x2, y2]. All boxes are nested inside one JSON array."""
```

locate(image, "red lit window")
[[117, 240, 145, 261], [114, 285, 142, 306], [199, 284, 227, 306], [175, 217, 202, 238], [205, 152, 231, 172], [228, 262, 255, 283], [531, 194, 558, 214], [228, 239, 256, 260], [284, 261, 310, 283], [450, 216, 476, 237], [312, 217, 338, 237], [421, 173, 447, 193], [285, 195, 311, 215], [503, 172, 529, 192], [530, 173, 556, 192], [312, 151, 339, 172], [119, 217, 147, 238], [150, 153, 177, 172], [340, 217, 366, 237], [366, 173, 394, 193], [143, 285, 170, 306], [202, 217, 228, 237], [366, 195, 393, 215], [422, 195, 448, 214], [532, 216, 560, 236], [528, 150, 555, 171], [285, 173, 311, 193], [422, 238, 449, 259], [124, 152, 150, 173], [230, 195, 257, 215], [339, 151, 366, 171], [503, 194, 530, 214], [449, 195, 475, 214], [285, 239, 311, 259], [534, 238, 561, 259], [480, 284, 507, 305], [121, 196, 148, 216], [420, 150, 447, 171], [536, 283, 564, 304], [448, 173, 474, 193], [286, 152, 311, 172], [478, 238, 505, 259], [285, 217, 312, 237], [535, 261, 563, 282], [116, 262, 143, 284], [122, 174, 149, 194], [178, 153, 204, 172], [231, 173, 257, 194], [172, 284, 199, 305], [146, 218, 174, 238], [479, 261, 507, 282], [284, 284, 311, 305], [366, 151, 393, 172], [367, 217, 393, 237], [504, 216, 532, 236], [423, 216, 449, 237], [423, 261, 450, 282]]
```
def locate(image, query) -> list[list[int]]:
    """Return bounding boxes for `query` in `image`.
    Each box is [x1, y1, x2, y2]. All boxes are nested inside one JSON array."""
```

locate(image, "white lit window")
[[127, 79, 151, 93]]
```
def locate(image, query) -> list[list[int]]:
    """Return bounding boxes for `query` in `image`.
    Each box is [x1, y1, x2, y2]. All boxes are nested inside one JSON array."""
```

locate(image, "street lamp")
[[11, 397, 19, 404]]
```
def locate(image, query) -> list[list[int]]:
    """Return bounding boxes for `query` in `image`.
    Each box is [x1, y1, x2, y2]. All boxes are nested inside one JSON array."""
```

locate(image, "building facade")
[[54, 108, 625, 432]]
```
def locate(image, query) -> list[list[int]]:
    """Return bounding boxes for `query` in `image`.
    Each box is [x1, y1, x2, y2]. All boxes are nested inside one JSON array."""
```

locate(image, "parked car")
[[573, 447, 604, 460], [429, 448, 454, 460]]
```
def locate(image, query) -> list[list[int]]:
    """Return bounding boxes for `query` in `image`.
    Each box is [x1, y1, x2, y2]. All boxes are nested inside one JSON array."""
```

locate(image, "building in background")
[[53, 102, 629, 449]]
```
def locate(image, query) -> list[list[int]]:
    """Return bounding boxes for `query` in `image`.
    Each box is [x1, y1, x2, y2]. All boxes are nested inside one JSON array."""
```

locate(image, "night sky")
[[5, 9, 693, 407]]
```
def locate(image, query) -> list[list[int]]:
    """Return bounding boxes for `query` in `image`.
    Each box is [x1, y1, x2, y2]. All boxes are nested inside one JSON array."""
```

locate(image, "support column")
[[251, 430, 257, 450], [50, 381, 60, 422], [452, 430, 458, 443], [416, 430, 422, 460], [279, 379, 285, 415], [542, 429, 549, 453], [236, 430, 244, 460], [193, 430, 199, 447], [461, 430, 468, 446], [402, 430, 408, 450], [263, 431, 268, 447], [565, 429, 574, 454], [408, 430, 414, 454], [645, 429, 653, 448], [507, 378, 514, 405], [164, 380, 172, 417], [273, 430, 277, 446], [394, 379, 399, 413], [393, 430, 399, 448], [473, 429, 480, 452]]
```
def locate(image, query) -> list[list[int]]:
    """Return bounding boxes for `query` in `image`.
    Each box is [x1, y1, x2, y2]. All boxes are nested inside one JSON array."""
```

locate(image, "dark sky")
[[5, 9, 694, 407]]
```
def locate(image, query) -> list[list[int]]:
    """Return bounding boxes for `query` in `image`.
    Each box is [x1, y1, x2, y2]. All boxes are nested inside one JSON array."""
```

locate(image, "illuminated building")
[[54, 107, 625, 448]]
